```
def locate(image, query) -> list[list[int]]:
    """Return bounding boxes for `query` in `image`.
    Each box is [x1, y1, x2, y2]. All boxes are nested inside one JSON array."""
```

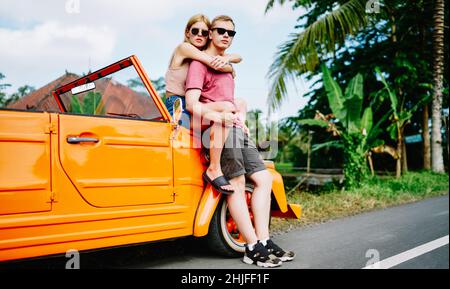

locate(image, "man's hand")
[[211, 112, 237, 127], [242, 124, 250, 136], [233, 113, 245, 129], [222, 101, 237, 113]]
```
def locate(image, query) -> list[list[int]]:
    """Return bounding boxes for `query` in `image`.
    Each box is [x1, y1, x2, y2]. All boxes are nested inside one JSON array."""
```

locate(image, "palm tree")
[[431, 0, 445, 172], [265, 0, 370, 111]]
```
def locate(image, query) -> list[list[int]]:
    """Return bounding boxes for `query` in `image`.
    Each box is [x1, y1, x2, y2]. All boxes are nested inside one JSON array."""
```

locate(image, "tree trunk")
[[402, 140, 408, 173], [307, 131, 312, 177], [431, 0, 445, 172], [395, 155, 401, 178], [367, 152, 375, 177], [396, 137, 402, 179], [422, 104, 431, 169], [395, 124, 405, 178]]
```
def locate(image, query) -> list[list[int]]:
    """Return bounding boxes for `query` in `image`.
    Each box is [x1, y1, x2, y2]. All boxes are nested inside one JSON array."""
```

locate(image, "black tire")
[[204, 197, 245, 257]]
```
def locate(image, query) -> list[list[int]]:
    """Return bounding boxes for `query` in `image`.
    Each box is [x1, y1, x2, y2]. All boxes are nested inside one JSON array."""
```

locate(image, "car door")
[[0, 110, 53, 214], [58, 114, 174, 207], [54, 56, 174, 208]]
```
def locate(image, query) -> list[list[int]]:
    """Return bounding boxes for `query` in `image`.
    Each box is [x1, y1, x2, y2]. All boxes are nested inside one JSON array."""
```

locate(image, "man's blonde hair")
[[211, 15, 235, 29], [184, 14, 211, 42]]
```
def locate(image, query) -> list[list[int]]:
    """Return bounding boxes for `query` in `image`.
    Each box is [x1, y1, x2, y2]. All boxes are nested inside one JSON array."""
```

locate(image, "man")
[[185, 15, 295, 268]]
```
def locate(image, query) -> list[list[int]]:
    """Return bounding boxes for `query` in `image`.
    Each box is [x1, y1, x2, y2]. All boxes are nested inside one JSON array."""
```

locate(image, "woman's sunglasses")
[[212, 27, 236, 37], [190, 28, 209, 37]]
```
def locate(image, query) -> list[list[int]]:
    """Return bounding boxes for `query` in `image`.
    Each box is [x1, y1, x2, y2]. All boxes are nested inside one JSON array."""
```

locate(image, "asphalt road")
[[2, 194, 448, 269], [133, 194, 449, 269]]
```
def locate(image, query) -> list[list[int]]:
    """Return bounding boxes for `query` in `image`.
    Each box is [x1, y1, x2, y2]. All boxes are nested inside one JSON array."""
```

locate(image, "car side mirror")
[[172, 98, 183, 126]]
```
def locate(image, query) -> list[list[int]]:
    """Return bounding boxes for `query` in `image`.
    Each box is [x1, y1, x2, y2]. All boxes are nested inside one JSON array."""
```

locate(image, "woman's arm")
[[202, 101, 236, 113], [178, 43, 234, 73], [224, 53, 242, 64]]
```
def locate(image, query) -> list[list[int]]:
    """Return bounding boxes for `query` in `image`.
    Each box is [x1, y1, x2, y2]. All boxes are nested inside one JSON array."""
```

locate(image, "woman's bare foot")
[[206, 166, 234, 191]]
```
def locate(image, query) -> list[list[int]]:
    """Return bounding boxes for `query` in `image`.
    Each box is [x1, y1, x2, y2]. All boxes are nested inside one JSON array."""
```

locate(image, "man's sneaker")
[[243, 242, 282, 268], [265, 239, 296, 262]]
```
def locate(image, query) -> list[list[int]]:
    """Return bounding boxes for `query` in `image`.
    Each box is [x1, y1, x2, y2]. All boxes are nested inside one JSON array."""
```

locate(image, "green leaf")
[[312, 140, 344, 152], [344, 73, 364, 101], [375, 67, 398, 116], [70, 96, 83, 114], [298, 118, 329, 128], [370, 139, 384, 149], [387, 123, 398, 141], [321, 65, 346, 120], [343, 73, 364, 132], [360, 107, 373, 134], [82, 92, 102, 115], [366, 109, 392, 146]]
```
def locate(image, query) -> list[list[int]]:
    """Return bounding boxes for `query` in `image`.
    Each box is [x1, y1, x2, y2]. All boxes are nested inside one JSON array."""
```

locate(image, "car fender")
[[267, 168, 288, 213], [193, 184, 221, 237], [193, 168, 291, 237]]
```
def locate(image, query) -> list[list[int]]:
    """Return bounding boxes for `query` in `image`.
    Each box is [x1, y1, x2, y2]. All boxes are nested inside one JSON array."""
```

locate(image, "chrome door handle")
[[67, 136, 99, 144]]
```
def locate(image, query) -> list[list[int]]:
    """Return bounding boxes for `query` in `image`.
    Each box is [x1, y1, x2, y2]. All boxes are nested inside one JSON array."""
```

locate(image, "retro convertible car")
[[0, 55, 300, 262]]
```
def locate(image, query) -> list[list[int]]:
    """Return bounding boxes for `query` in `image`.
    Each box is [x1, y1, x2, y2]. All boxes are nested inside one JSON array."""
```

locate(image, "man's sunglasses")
[[190, 28, 209, 37], [212, 27, 236, 37]]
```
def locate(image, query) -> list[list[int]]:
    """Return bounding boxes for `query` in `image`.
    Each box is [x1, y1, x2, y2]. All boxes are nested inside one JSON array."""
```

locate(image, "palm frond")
[[298, 118, 329, 128], [265, 0, 312, 14], [267, 0, 369, 111], [312, 140, 344, 152]]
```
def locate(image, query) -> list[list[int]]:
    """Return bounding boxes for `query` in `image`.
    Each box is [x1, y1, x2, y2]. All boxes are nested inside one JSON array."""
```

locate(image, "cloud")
[[0, 21, 115, 58], [0, 21, 116, 91], [0, 0, 305, 118]]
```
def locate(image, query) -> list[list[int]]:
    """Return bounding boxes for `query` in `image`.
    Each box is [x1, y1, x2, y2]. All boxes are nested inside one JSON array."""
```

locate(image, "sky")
[[0, 0, 311, 120]]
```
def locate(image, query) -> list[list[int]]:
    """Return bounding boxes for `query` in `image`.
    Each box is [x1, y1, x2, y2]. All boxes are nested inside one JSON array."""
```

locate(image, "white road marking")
[[433, 210, 449, 217], [363, 235, 449, 269]]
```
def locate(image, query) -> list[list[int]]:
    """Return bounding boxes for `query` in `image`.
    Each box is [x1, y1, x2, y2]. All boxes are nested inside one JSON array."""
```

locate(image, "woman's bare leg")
[[206, 123, 232, 191]]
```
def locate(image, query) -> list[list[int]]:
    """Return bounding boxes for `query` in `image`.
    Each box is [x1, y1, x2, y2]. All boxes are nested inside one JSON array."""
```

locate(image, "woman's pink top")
[[165, 64, 189, 96]]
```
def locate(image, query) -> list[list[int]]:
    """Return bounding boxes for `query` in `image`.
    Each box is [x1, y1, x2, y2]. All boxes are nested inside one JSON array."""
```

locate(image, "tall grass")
[[271, 171, 449, 232]]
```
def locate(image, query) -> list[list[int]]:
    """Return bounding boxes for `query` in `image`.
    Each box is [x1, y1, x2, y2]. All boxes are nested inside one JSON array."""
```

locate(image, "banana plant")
[[375, 67, 430, 178], [70, 91, 105, 115], [299, 65, 388, 187]]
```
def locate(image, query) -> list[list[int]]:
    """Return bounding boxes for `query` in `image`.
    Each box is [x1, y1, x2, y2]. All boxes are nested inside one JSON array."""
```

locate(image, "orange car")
[[0, 55, 300, 262]]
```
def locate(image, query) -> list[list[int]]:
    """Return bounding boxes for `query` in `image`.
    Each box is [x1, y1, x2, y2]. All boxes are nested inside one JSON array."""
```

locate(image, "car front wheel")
[[204, 192, 253, 257]]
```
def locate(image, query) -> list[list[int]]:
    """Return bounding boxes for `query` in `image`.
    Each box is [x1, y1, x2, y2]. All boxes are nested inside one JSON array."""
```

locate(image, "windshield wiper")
[[107, 112, 141, 119]]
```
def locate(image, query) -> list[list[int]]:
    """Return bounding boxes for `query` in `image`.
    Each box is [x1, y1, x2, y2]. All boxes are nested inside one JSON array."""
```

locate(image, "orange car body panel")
[[0, 55, 299, 262]]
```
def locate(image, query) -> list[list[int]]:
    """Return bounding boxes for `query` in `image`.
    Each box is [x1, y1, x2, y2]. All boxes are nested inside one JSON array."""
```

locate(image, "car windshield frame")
[[52, 55, 171, 122]]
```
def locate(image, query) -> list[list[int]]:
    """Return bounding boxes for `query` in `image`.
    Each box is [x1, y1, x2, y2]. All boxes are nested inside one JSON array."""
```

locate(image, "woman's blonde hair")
[[184, 14, 211, 42]]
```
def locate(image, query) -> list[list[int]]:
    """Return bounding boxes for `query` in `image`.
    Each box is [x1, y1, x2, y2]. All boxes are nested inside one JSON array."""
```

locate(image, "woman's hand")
[[210, 55, 229, 69]]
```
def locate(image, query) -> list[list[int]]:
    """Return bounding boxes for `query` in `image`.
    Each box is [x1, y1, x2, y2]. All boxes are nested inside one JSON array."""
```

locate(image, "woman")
[[165, 14, 243, 194], [165, 14, 241, 120]]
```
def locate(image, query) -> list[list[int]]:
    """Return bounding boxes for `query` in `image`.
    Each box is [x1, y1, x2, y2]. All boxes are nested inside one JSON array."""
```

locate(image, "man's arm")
[[185, 89, 235, 126], [185, 61, 238, 127]]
